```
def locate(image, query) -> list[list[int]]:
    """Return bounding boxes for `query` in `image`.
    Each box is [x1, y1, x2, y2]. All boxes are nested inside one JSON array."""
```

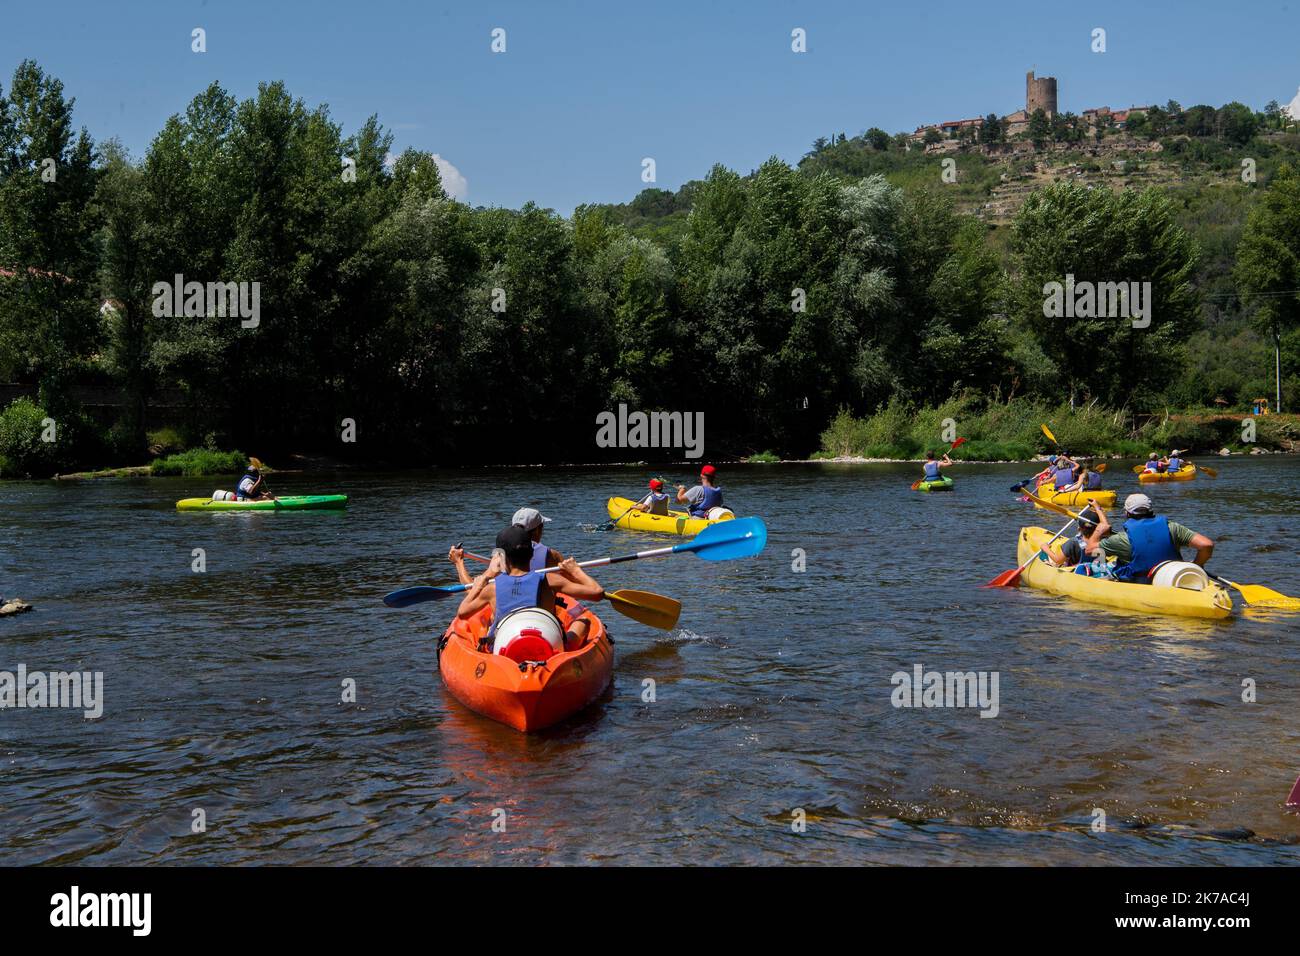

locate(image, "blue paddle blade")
[[674, 517, 767, 561], [383, 584, 466, 608]]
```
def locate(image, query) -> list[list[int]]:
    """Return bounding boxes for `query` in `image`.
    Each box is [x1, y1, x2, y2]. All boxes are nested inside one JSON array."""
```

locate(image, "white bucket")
[[212, 490, 235, 501], [492, 607, 565, 662], [707, 507, 735, 521], [1150, 561, 1210, 590]]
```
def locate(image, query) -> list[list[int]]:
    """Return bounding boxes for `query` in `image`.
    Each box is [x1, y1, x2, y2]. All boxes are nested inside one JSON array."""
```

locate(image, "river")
[[1, 456, 1298, 864]]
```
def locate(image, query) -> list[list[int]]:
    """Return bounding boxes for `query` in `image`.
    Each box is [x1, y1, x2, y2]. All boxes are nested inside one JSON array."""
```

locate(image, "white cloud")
[[431, 154, 469, 200]]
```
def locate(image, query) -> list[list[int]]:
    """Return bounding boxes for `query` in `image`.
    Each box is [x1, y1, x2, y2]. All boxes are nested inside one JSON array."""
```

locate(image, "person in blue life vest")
[[1163, 450, 1186, 473], [920, 450, 952, 484], [455, 525, 605, 651], [234, 458, 275, 501], [1054, 457, 1103, 494], [446, 507, 564, 586], [1047, 453, 1081, 491], [1143, 452, 1164, 473], [633, 478, 671, 515], [1083, 493, 1215, 584], [677, 464, 724, 518], [1047, 507, 1113, 576]]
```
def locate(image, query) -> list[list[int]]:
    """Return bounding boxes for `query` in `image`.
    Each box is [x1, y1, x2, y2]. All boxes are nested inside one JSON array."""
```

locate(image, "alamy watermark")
[[152, 274, 260, 328], [890, 663, 999, 718], [595, 404, 704, 459], [0, 665, 103, 719], [1042, 274, 1150, 329]]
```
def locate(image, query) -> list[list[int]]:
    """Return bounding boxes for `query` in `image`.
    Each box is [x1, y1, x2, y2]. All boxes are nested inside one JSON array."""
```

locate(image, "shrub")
[[147, 427, 187, 455], [0, 398, 65, 478], [149, 448, 246, 477], [746, 450, 780, 463]]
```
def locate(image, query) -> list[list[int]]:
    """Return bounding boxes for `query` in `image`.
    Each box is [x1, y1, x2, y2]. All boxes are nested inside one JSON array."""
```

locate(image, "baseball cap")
[[1124, 493, 1153, 515], [495, 524, 534, 564], [1077, 507, 1101, 528], [700, 464, 717, 477], [512, 507, 551, 531], [649, 478, 664, 490]]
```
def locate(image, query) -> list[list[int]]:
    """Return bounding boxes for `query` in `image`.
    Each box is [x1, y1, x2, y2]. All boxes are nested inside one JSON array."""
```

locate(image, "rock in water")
[[0, 598, 33, 617]]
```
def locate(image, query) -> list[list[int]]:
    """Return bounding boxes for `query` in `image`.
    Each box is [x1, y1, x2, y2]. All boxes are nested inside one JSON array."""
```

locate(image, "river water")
[[1, 457, 1298, 864]]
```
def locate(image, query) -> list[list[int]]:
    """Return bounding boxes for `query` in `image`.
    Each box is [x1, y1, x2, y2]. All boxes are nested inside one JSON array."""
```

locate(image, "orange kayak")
[[436, 599, 613, 732]]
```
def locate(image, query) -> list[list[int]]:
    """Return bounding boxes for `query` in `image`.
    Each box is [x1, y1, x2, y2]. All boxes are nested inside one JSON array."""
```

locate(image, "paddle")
[[385, 518, 768, 609], [912, 438, 965, 490], [459, 550, 682, 629], [1288, 776, 1300, 809], [1040, 423, 1059, 446], [1209, 575, 1300, 610], [603, 483, 664, 530], [983, 504, 1088, 588]]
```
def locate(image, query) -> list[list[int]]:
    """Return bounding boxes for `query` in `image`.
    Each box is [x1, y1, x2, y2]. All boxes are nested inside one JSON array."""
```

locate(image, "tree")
[[1010, 181, 1200, 409], [865, 127, 890, 151], [0, 60, 100, 415], [978, 114, 1003, 145], [1216, 102, 1259, 145], [1235, 164, 1300, 411], [1027, 109, 1050, 149], [923, 128, 942, 146]]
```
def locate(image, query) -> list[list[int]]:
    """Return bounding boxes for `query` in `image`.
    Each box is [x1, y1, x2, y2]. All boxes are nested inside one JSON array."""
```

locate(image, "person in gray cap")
[[1084, 493, 1214, 584], [512, 507, 565, 571]]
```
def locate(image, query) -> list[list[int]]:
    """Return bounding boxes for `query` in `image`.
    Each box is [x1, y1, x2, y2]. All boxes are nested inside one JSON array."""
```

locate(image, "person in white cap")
[[512, 507, 565, 571], [1083, 493, 1214, 584]]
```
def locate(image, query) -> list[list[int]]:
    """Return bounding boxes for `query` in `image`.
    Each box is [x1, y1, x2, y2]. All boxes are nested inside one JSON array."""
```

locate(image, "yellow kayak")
[[1138, 463, 1197, 484], [606, 496, 734, 536], [1015, 526, 1232, 619], [1029, 486, 1117, 510]]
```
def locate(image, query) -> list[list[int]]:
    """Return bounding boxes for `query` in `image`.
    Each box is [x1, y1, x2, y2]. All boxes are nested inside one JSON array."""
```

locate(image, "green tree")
[[1234, 164, 1300, 411]]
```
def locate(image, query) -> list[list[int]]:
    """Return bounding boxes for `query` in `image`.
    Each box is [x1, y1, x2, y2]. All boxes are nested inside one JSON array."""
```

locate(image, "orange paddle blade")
[[984, 567, 1024, 588]]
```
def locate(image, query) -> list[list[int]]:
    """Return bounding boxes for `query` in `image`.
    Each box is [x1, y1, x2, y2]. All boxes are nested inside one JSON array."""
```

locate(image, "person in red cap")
[[632, 477, 671, 515], [677, 465, 724, 518]]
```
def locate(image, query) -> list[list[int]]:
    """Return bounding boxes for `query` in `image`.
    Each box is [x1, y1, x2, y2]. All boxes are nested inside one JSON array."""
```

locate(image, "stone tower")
[[1026, 71, 1058, 117]]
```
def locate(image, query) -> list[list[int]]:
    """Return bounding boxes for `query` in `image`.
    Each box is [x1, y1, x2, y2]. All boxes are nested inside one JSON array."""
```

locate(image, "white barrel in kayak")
[[211, 490, 236, 501], [707, 507, 734, 521], [1150, 561, 1210, 590], [491, 607, 565, 662]]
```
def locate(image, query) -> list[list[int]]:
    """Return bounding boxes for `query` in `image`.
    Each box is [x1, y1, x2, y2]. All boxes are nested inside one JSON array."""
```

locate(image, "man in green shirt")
[[1084, 493, 1214, 583]]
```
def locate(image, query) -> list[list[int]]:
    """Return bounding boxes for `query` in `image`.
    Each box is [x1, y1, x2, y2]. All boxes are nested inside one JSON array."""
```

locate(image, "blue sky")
[[3, 0, 1297, 213]]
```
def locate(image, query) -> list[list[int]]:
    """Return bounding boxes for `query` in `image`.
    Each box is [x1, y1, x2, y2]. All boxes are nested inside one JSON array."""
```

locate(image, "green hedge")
[[149, 448, 246, 477]]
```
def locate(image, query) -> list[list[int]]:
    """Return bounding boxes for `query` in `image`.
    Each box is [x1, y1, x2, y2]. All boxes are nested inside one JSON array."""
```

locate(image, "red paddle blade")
[[1287, 775, 1300, 808], [951, 437, 967, 449], [983, 568, 1022, 589]]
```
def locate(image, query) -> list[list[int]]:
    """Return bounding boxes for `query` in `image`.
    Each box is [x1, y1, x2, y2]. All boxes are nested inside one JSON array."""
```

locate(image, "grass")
[[149, 448, 246, 477], [745, 450, 780, 463]]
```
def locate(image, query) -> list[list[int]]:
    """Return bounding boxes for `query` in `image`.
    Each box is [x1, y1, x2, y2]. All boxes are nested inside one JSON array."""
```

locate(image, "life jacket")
[[528, 541, 550, 571], [489, 571, 545, 638], [235, 471, 259, 499], [1144, 461, 1160, 472], [923, 461, 941, 480], [1052, 465, 1075, 490], [642, 492, 670, 515], [1113, 515, 1181, 583], [690, 484, 723, 517], [1085, 470, 1103, 490], [1167, 457, 1183, 472]]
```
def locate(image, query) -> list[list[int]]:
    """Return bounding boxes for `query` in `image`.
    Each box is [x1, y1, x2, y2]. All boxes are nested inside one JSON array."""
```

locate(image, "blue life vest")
[[642, 492, 670, 515], [923, 461, 941, 480], [529, 541, 549, 571], [1052, 465, 1075, 490], [489, 571, 544, 637], [235, 471, 259, 499], [690, 484, 723, 517], [1114, 515, 1181, 583], [1085, 470, 1103, 490], [1167, 457, 1183, 472], [1144, 461, 1160, 472]]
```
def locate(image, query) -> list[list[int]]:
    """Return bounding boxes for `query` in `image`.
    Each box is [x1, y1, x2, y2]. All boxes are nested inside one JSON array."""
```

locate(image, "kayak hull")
[[916, 476, 953, 492], [176, 495, 348, 511], [1015, 526, 1231, 619], [1031, 487, 1117, 509], [438, 602, 613, 732], [606, 496, 733, 536], [1138, 463, 1197, 484]]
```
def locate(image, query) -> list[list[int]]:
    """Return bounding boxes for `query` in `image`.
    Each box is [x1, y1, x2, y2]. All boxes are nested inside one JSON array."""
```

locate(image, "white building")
[[1285, 87, 1300, 121]]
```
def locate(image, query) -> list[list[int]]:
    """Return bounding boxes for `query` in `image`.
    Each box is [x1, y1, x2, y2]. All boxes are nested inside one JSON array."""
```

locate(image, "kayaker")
[[1165, 450, 1185, 473], [512, 507, 564, 571], [633, 478, 671, 516], [1142, 453, 1163, 474], [234, 458, 275, 501], [1048, 507, 1112, 575], [920, 451, 952, 484], [1084, 494, 1215, 584], [455, 525, 605, 651], [1049, 454, 1080, 491], [677, 465, 724, 518]]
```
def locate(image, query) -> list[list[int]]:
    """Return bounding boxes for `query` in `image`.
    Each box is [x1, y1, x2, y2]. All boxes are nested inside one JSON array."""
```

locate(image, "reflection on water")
[[0, 457, 1298, 864]]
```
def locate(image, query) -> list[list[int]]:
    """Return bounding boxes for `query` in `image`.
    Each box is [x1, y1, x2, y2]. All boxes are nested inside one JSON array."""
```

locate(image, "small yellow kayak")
[[1139, 463, 1198, 484], [1029, 486, 1117, 509], [1015, 526, 1231, 619], [606, 496, 734, 536]]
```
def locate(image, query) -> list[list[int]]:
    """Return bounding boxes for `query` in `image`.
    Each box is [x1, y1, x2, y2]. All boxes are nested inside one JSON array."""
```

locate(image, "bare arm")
[[448, 545, 472, 586], [456, 553, 503, 618], [1188, 532, 1214, 566], [1084, 503, 1111, 557], [546, 557, 604, 603]]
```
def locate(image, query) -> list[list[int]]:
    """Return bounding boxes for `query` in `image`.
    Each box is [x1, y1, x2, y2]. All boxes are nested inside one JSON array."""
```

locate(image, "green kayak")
[[915, 476, 953, 493], [176, 495, 348, 511]]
